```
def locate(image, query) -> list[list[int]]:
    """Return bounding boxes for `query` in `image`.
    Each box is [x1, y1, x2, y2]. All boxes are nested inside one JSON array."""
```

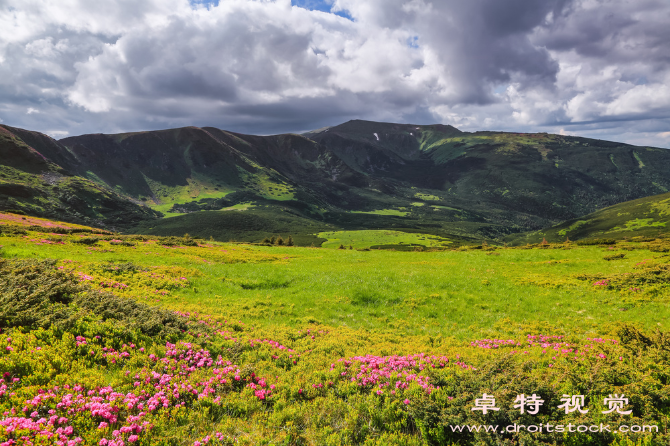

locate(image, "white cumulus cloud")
[[0, 0, 667, 147]]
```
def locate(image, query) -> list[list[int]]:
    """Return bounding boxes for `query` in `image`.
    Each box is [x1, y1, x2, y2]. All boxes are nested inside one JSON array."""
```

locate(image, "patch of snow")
[[373, 133, 379, 141]]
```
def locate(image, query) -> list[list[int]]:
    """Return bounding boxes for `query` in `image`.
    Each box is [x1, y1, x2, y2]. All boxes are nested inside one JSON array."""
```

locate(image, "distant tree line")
[[261, 235, 294, 246]]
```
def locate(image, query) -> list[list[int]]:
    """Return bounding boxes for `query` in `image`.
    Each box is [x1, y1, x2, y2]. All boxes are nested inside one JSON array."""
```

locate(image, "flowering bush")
[[1, 236, 670, 445]]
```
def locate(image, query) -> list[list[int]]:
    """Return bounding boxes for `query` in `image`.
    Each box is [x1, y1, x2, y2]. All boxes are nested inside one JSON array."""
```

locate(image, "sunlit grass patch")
[[350, 209, 409, 217], [414, 192, 441, 201], [0, 212, 95, 230], [222, 202, 255, 211], [317, 230, 452, 249], [431, 205, 462, 212]]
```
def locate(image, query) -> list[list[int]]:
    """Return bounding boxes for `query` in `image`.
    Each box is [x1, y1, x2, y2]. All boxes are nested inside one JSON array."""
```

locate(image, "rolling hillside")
[[0, 125, 160, 229], [2, 119, 670, 244], [507, 191, 670, 244], [308, 120, 670, 226]]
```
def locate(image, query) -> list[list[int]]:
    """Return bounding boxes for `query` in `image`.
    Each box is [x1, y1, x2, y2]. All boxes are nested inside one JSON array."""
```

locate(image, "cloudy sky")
[[0, 0, 669, 147]]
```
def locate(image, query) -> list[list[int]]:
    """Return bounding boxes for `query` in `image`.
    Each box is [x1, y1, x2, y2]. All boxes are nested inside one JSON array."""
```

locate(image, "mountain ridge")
[[1, 119, 669, 243]]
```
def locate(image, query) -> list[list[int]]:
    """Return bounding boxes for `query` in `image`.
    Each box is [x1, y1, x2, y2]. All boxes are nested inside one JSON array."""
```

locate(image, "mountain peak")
[[328, 119, 461, 136]]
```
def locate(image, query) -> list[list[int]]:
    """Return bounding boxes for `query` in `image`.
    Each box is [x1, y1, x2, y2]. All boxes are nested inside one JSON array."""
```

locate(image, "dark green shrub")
[[71, 237, 100, 245], [99, 261, 139, 274], [575, 261, 670, 292], [159, 236, 199, 247], [110, 240, 135, 247], [27, 225, 94, 234], [576, 238, 617, 246], [649, 244, 670, 253], [0, 225, 27, 236], [633, 236, 659, 242], [0, 258, 86, 329], [5, 209, 26, 215], [0, 258, 186, 338]]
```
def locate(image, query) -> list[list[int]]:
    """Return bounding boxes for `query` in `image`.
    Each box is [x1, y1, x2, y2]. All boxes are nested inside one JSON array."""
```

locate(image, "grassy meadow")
[[1, 214, 670, 445], [317, 230, 453, 250]]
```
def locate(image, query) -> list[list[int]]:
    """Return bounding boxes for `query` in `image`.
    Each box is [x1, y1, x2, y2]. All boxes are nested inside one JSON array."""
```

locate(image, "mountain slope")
[[507, 192, 670, 244], [58, 127, 367, 216], [307, 120, 670, 228], [3, 119, 670, 244], [0, 125, 161, 228]]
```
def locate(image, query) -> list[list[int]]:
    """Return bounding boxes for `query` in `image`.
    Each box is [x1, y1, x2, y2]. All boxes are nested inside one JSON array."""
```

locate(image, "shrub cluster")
[[110, 240, 136, 246], [575, 260, 670, 296], [576, 238, 617, 246], [0, 225, 27, 236], [26, 224, 110, 235], [158, 235, 200, 247], [71, 236, 100, 245], [0, 258, 186, 338]]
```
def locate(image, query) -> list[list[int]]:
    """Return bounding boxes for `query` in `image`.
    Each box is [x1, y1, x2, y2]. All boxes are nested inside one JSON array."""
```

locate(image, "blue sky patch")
[[189, 0, 353, 19], [407, 36, 419, 49], [190, 0, 219, 7], [292, 0, 353, 19], [292, 0, 331, 13], [493, 85, 508, 95]]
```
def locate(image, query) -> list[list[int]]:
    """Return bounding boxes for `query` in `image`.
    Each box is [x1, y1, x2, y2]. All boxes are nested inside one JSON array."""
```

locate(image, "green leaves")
[[0, 258, 187, 338], [0, 258, 84, 329]]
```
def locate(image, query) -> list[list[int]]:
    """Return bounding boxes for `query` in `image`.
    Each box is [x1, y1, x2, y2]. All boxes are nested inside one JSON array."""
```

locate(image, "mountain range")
[[1, 119, 669, 245]]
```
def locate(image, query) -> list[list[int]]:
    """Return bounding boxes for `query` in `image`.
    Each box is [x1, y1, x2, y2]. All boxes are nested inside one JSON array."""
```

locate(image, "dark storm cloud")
[[420, 0, 571, 100], [524, 0, 670, 129], [333, 0, 573, 103], [535, 0, 670, 65]]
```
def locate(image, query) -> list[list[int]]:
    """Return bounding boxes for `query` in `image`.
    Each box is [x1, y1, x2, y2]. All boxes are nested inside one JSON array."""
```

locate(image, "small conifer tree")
[[287, 235, 294, 246], [338, 244, 345, 249], [276, 236, 284, 245]]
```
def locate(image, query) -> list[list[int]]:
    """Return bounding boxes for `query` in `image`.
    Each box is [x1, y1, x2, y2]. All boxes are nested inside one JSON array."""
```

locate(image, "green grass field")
[[2, 215, 670, 445], [317, 230, 453, 250], [6, 234, 668, 338], [350, 209, 410, 217]]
